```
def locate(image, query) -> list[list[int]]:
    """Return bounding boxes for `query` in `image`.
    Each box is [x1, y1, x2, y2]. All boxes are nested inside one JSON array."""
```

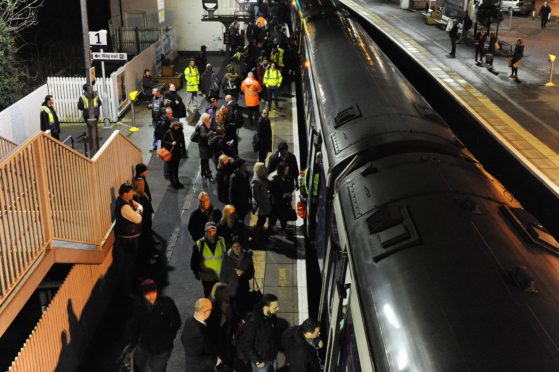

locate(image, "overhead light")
[[202, 0, 218, 11]]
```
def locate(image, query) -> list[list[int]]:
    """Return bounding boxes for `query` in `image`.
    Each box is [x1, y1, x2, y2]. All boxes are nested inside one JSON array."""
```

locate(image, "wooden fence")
[[47, 77, 117, 123], [0, 136, 17, 161], [0, 130, 142, 305]]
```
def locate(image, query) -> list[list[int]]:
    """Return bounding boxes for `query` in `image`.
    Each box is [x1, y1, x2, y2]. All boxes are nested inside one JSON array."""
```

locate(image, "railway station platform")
[[341, 0, 559, 197], [64, 56, 309, 371]]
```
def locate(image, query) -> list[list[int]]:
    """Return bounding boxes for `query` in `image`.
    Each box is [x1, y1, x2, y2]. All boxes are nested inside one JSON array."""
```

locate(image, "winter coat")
[[282, 326, 322, 372], [216, 162, 236, 203], [511, 44, 525, 65], [267, 151, 299, 187], [229, 169, 252, 218], [197, 123, 214, 160], [164, 91, 186, 118], [181, 317, 217, 372], [257, 117, 272, 153], [251, 174, 272, 216], [162, 127, 186, 158], [40, 103, 60, 134], [239, 310, 279, 364], [127, 296, 181, 354], [270, 174, 294, 212], [241, 77, 262, 107], [200, 70, 220, 98], [188, 205, 222, 242], [217, 218, 248, 248], [155, 116, 172, 140], [220, 248, 254, 298], [221, 72, 241, 96]]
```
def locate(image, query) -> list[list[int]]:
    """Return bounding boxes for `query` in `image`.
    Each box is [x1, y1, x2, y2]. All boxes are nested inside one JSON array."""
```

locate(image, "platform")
[[341, 0, 559, 196]]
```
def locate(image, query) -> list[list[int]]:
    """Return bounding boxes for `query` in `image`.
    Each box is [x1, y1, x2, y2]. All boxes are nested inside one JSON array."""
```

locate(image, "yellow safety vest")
[[304, 168, 320, 197], [184, 66, 200, 92], [197, 237, 225, 279], [40, 106, 54, 124], [264, 69, 283, 88], [270, 48, 285, 68], [81, 94, 99, 108]]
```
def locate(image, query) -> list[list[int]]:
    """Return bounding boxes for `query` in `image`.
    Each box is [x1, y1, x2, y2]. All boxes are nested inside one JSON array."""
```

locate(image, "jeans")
[[266, 86, 279, 108], [152, 135, 158, 150], [134, 345, 172, 372], [251, 360, 276, 372]]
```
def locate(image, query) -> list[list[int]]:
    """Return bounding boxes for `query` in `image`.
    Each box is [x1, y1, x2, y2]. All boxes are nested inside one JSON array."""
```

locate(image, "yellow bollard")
[[546, 54, 556, 87]]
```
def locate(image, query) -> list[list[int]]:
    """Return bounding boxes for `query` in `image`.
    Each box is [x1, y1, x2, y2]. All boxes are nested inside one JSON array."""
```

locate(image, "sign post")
[[81, 0, 99, 155], [89, 30, 112, 128]]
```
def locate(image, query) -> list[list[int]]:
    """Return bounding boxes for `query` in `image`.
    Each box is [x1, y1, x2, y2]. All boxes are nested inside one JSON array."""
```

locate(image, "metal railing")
[[0, 136, 17, 161], [0, 130, 142, 305], [114, 26, 170, 55]]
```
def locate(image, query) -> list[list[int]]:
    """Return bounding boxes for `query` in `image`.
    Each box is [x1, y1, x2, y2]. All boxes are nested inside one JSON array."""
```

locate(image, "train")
[[291, 0, 559, 370]]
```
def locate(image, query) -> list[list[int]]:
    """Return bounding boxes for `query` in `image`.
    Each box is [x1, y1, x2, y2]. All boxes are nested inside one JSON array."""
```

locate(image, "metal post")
[[83, 132, 89, 158], [546, 60, 556, 87], [509, 7, 513, 29], [131, 100, 136, 127], [100, 48, 111, 128], [135, 27, 141, 55], [80, 0, 99, 156]]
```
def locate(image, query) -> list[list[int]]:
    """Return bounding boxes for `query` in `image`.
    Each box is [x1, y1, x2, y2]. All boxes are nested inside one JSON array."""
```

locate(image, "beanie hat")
[[205, 222, 217, 232], [135, 163, 148, 175]]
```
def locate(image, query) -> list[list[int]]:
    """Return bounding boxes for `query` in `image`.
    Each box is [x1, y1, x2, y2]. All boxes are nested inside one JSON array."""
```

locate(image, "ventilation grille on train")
[[334, 104, 362, 128]]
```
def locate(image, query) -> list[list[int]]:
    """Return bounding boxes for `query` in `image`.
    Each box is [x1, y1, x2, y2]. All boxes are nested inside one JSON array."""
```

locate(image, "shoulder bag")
[[157, 132, 174, 162]]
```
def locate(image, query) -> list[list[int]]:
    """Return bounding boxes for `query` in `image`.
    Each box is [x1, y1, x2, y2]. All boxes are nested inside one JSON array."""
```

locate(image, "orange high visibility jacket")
[[241, 77, 262, 107]]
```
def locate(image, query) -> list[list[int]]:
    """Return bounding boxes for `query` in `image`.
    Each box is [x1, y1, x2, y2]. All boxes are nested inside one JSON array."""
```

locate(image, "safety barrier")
[[8, 255, 113, 372], [0, 136, 17, 161], [0, 130, 141, 309]]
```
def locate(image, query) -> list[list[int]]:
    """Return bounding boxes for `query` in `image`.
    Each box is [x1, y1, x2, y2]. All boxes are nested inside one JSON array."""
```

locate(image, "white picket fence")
[[47, 77, 118, 122]]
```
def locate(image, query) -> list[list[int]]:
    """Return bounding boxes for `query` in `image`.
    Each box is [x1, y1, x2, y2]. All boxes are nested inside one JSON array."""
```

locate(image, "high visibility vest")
[[241, 79, 261, 107], [184, 66, 200, 92], [304, 168, 320, 197], [197, 237, 226, 279], [264, 69, 282, 88], [270, 48, 285, 68], [81, 95, 99, 108], [40, 106, 54, 124]]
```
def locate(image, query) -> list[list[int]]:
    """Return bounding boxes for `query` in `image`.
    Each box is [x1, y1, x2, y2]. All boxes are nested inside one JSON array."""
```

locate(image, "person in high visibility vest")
[[77, 83, 102, 124], [40, 95, 61, 140], [191, 222, 227, 297], [270, 45, 285, 70], [184, 58, 200, 108], [263, 62, 283, 110], [241, 71, 263, 127]]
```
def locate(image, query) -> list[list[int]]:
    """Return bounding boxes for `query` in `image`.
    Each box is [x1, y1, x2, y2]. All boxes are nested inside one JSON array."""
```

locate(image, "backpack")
[[252, 133, 260, 152], [210, 74, 220, 94], [226, 77, 238, 91]]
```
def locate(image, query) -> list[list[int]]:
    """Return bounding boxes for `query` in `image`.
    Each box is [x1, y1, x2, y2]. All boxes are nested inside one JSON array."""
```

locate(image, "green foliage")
[[477, 0, 504, 28], [0, 22, 25, 110]]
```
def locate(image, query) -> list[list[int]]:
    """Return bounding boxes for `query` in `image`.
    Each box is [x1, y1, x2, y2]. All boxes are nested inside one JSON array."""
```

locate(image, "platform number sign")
[[89, 30, 108, 47]]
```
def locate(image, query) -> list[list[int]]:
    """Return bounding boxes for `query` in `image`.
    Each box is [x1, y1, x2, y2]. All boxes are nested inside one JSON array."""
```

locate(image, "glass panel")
[[337, 307, 363, 372]]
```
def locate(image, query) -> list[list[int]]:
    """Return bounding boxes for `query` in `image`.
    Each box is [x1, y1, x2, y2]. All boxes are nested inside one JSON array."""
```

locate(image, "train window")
[[337, 306, 362, 372]]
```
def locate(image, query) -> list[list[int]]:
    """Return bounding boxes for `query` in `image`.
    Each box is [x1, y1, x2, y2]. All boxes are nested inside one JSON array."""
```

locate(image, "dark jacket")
[[539, 4, 552, 18], [134, 174, 152, 201], [200, 70, 220, 98], [511, 44, 525, 64], [268, 151, 299, 187], [216, 162, 235, 203], [220, 248, 254, 298], [133, 193, 153, 232], [197, 123, 214, 160], [229, 169, 252, 217], [282, 326, 322, 372], [449, 24, 459, 39], [40, 103, 60, 134], [128, 295, 181, 354], [221, 72, 241, 96], [77, 91, 102, 119], [155, 115, 172, 140], [239, 310, 279, 363], [188, 205, 222, 242], [181, 317, 217, 372], [257, 117, 272, 153], [164, 91, 186, 118], [217, 218, 248, 248], [162, 126, 186, 157], [270, 174, 294, 209]]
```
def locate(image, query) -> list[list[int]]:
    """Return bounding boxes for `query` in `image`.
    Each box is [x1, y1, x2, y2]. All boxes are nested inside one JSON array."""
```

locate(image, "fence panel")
[[0, 137, 17, 161], [47, 77, 117, 122]]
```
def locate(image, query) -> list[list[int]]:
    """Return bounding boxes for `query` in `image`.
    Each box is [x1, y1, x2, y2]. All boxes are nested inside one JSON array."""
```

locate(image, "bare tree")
[[0, 0, 43, 33]]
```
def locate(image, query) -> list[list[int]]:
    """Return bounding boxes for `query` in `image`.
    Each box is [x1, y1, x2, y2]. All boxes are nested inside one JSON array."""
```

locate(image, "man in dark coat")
[[126, 279, 181, 372], [77, 83, 102, 124], [256, 109, 272, 163], [281, 318, 323, 372], [229, 158, 252, 221], [181, 298, 222, 372], [135, 163, 152, 201], [539, 1, 552, 29], [40, 95, 61, 140], [238, 293, 280, 371], [188, 192, 222, 242], [449, 20, 459, 58], [267, 141, 299, 188]]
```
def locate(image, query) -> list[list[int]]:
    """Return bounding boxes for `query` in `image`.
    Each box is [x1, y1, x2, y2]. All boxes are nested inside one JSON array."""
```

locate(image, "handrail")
[[0, 130, 142, 306], [0, 136, 18, 161]]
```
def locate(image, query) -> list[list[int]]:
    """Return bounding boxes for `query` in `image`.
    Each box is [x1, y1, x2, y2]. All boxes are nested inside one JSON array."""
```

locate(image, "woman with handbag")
[[162, 121, 186, 189], [269, 162, 294, 235]]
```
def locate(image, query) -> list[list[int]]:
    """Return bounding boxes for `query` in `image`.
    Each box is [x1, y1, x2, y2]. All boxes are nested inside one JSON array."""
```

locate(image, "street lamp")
[[202, 0, 218, 17], [546, 54, 556, 87]]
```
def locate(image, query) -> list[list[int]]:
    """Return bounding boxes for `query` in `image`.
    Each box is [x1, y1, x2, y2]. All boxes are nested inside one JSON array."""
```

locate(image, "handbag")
[[190, 123, 201, 143], [157, 132, 174, 162], [247, 277, 263, 308], [287, 207, 298, 222]]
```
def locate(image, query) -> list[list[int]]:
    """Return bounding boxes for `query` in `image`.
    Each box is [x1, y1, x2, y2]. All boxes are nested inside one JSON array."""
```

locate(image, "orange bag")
[[297, 200, 307, 219], [157, 147, 172, 162]]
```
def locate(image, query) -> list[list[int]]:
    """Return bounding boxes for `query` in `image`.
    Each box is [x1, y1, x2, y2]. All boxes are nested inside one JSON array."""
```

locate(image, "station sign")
[[92, 52, 128, 62], [89, 30, 108, 46]]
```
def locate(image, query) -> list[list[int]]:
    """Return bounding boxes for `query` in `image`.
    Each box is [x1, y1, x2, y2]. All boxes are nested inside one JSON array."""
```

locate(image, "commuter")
[[164, 83, 186, 119], [196, 45, 209, 74], [126, 279, 181, 372], [229, 158, 253, 221], [474, 27, 487, 64], [149, 88, 164, 152], [256, 58, 269, 89], [181, 298, 222, 372], [217, 205, 249, 248], [188, 191, 222, 242], [269, 45, 285, 71], [224, 95, 243, 130], [459, 15, 473, 43], [539, 1, 552, 29], [40, 95, 61, 140], [133, 177, 156, 267], [251, 162, 272, 242], [135, 163, 152, 201], [222, 66, 241, 101], [196, 113, 216, 181], [448, 20, 459, 58], [162, 121, 186, 189], [141, 69, 158, 99], [77, 83, 102, 124], [281, 318, 323, 372], [267, 142, 299, 188], [205, 97, 219, 119], [207, 282, 236, 368], [216, 155, 234, 203], [256, 108, 272, 163], [200, 64, 221, 102], [238, 293, 280, 372], [264, 62, 283, 110], [114, 183, 143, 296], [190, 222, 227, 296], [241, 72, 263, 127], [220, 240, 255, 317], [269, 162, 294, 234], [184, 58, 200, 108], [509, 39, 525, 83]]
